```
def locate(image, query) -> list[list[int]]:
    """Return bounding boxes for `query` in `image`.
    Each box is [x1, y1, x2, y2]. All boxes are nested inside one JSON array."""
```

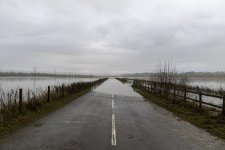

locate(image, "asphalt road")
[[0, 79, 224, 150]]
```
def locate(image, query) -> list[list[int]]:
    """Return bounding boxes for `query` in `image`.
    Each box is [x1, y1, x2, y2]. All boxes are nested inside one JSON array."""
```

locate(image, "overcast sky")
[[0, 0, 225, 74]]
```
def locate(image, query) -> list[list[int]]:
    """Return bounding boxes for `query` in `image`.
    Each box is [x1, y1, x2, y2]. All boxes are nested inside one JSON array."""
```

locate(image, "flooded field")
[[189, 77, 225, 90], [125, 76, 225, 106], [0, 77, 99, 93], [128, 76, 225, 90], [1, 76, 225, 106]]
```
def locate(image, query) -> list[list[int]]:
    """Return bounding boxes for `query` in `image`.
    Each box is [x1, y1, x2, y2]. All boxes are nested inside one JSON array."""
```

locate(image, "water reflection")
[[127, 76, 225, 90], [189, 77, 225, 89], [95, 78, 141, 97], [0, 77, 98, 92]]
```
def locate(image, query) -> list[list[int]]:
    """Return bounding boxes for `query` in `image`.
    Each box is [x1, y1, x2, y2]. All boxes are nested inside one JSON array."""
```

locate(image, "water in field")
[[130, 76, 225, 90], [189, 77, 225, 90], [127, 76, 225, 107], [188, 77, 225, 107], [0, 77, 99, 93]]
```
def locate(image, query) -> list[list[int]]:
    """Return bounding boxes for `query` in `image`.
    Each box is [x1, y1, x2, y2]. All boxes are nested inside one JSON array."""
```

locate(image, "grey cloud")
[[0, 0, 225, 74]]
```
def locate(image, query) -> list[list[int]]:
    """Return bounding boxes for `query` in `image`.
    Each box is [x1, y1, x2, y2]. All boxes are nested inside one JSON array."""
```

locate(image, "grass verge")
[[134, 87, 225, 140], [0, 88, 91, 138]]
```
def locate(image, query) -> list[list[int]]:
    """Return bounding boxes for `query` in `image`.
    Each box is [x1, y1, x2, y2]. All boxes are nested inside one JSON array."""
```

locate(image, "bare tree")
[[150, 61, 189, 96]]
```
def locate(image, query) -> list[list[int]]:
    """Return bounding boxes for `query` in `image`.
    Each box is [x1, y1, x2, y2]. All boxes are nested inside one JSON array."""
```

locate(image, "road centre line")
[[111, 94, 116, 146]]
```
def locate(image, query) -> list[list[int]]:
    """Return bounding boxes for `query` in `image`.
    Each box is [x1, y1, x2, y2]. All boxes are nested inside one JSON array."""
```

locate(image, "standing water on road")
[[95, 78, 141, 97]]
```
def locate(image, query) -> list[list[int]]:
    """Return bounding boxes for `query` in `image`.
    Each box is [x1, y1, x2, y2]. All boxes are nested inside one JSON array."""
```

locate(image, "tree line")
[[0, 72, 95, 78]]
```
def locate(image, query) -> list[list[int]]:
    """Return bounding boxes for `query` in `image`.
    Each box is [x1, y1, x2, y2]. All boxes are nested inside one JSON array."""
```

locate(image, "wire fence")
[[118, 78, 225, 115], [0, 78, 107, 123]]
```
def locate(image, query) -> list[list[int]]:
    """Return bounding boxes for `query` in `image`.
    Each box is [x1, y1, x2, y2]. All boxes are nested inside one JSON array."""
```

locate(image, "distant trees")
[[0, 72, 95, 78], [120, 70, 225, 78]]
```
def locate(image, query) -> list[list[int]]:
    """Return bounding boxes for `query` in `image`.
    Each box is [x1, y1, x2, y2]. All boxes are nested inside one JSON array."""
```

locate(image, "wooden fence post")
[[0, 97, 2, 122], [184, 88, 187, 102], [62, 84, 65, 97], [19, 88, 23, 113], [154, 83, 156, 93], [0, 114, 2, 123], [222, 95, 225, 116], [28, 90, 30, 102], [0, 99, 2, 122], [173, 87, 176, 101], [199, 91, 202, 109], [47, 86, 50, 103]]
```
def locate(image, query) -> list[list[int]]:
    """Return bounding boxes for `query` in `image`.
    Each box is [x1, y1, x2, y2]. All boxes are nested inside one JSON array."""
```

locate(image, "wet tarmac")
[[0, 79, 224, 150]]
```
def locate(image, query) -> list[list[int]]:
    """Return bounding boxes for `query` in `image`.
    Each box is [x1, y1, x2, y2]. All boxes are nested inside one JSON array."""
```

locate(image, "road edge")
[[0, 88, 92, 139], [134, 87, 225, 140]]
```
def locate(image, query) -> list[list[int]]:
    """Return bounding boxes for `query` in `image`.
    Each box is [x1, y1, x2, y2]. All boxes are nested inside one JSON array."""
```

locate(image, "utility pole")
[[33, 65, 36, 88], [55, 69, 57, 77], [34, 65, 36, 77]]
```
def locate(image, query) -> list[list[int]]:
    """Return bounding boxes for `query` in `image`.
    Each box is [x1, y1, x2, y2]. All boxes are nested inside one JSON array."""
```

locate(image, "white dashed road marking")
[[111, 94, 116, 146]]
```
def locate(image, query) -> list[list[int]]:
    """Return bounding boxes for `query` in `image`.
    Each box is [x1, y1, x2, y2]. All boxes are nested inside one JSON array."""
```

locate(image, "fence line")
[[118, 78, 225, 115], [0, 78, 107, 123]]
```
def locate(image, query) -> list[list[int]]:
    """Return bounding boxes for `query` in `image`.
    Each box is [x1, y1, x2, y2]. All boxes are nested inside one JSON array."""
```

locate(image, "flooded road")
[[95, 78, 141, 97], [0, 79, 224, 150]]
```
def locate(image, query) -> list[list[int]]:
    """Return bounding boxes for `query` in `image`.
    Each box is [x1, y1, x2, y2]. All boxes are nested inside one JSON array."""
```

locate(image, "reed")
[[0, 78, 107, 123]]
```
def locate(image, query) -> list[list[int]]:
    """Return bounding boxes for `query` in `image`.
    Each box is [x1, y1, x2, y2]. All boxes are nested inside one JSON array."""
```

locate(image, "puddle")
[[94, 78, 141, 97]]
